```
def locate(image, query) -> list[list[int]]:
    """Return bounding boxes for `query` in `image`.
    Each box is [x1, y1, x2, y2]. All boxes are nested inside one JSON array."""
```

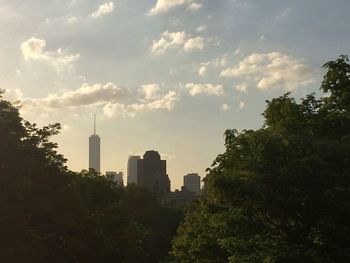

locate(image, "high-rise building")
[[89, 115, 100, 173], [137, 150, 170, 193], [184, 173, 201, 194], [127, 155, 140, 185], [106, 171, 124, 186], [116, 172, 123, 185]]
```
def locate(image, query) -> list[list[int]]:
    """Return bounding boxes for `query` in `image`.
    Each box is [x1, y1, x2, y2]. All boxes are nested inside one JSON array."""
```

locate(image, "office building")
[[127, 155, 140, 185], [89, 115, 100, 173], [137, 150, 170, 193], [184, 173, 201, 194], [106, 171, 124, 186]]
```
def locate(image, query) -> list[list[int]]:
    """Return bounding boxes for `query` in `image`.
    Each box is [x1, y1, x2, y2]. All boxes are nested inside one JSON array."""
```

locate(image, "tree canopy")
[[0, 90, 182, 262], [171, 56, 350, 263]]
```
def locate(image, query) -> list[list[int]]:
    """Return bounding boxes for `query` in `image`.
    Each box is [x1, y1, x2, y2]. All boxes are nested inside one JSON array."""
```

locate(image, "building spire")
[[94, 114, 96, 135]]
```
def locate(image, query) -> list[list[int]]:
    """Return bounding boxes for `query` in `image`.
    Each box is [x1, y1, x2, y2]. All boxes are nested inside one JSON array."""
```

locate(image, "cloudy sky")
[[1, 0, 349, 189]]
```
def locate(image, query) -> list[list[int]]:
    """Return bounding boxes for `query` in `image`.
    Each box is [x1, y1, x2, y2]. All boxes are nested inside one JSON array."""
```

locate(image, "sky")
[[1, 0, 349, 190]]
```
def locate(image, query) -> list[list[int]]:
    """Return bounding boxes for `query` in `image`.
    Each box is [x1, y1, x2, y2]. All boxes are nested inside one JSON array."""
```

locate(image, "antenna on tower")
[[94, 114, 96, 135]]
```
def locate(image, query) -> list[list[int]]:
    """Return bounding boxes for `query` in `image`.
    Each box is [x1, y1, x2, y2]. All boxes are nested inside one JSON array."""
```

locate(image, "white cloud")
[[238, 100, 245, 109], [258, 35, 266, 42], [140, 83, 160, 100], [151, 31, 187, 54], [198, 66, 207, 76], [151, 31, 205, 54], [90, 2, 115, 18], [21, 37, 80, 71], [187, 2, 202, 11], [103, 103, 126, 118], [234, 48, 243, 56], [221, 52, 314, 91], [183, 36, 204, 52], [196, 25, 207, 32], [21, 82, 178, 118], [235, 83, 248, 93], [221, 104, 231, 111], [104, 91, 179, 118], [213, 53, 229, 67], [45, 14, 80, 25], [22, 82, 128, 110], [21, 38, 46, 60], [3, 89, 23, 102], [148, 0, 193, 16], [185, 83, 224, 96], [146, 90, 178, 110]]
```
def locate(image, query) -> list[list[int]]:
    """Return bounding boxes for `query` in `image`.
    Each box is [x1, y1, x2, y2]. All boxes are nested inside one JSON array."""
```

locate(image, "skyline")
[[1, 0, 350, 189], [90, 116, 202, 190]]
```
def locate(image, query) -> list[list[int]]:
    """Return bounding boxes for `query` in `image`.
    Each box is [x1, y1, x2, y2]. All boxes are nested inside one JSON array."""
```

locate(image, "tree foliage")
[[0, 90, 181, 262], [171, 56, 350, 262]]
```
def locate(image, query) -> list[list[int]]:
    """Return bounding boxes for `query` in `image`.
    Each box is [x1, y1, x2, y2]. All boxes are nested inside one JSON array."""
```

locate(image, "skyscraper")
[[127, 155, 140, 185], [184, 173, 201, 194], [89, 115, 100, 173], [137, 150, 170, 193]]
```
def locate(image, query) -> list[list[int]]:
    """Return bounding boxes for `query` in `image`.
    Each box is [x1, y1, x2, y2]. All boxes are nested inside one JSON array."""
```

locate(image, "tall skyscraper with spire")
[[89, 115, 100, 173]]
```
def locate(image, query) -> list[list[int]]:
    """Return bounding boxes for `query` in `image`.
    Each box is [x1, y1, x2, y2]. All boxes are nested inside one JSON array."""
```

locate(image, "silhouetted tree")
[[171, 56, 350, 262], [0, 90, 182, 263]]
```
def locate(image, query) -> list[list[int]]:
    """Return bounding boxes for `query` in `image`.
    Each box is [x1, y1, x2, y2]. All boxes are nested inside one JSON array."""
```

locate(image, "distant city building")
[[127, 155, 140, 185], [116, 172, 123, 185], [166, 186, 199, 207], [89, 115, 100, 173], [137, 150, 170, 193], [184, 173, 201, 194], [106, 171, 124, 186], [106, 171, 117, 181]]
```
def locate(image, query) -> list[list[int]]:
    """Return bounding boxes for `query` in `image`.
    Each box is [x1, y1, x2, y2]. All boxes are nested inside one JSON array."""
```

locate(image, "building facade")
[[127, 155, 140, 185], [184, 173, 201, 194], [89, 116, 100, 173], [106, 171, 124, 186], [89, 134, 100, 173], [137, 151, 170, 193]]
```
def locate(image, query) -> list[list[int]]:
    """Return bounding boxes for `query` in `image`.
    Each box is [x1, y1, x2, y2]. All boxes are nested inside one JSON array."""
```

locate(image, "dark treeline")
[[171, 56, 350, 262], [0, 94, 182, 262], [1, 56, 350, 263]]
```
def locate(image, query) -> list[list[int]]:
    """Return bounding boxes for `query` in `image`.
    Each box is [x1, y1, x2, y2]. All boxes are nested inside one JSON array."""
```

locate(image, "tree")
[[0, 90, 90, 262], [0, 90, 183, 262], [171, 56, 350, 262]]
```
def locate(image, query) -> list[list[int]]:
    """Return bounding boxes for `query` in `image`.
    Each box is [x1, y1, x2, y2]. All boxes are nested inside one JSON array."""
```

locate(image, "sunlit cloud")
[[221, 52, 314, 91], [185, 83, 224, 96], [148, 0, 196, 16], [21, 37, 79, 71], [151, 31, 205, 55], [21, 82, 178, 119], [90, 2, 115, 18], [198, 66, 207, 76], [238, 100, 245, 109], [22, 82, 128, 110], [140, 84, 160, 100], [196, 25, 207, 32], [183, 36, 204, 52], [104, 91, 179, 118], [187, 2, 202, 11], [235, 83, 248, 93], [221, 103, 231, 111]]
